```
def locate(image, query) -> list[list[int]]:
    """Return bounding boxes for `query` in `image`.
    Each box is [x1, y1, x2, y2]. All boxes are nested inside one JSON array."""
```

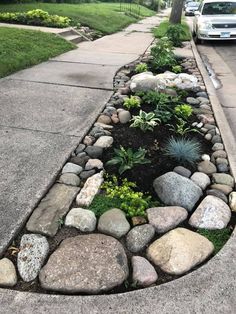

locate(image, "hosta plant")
[[130, 110, 160, 132], [123, 96, 141, 110], [174, 104, 193, 120], [135, 63, 148, 73], [106, 146, 150, 175], [168, 118, 199, 136], [164, 137, 201, 165]]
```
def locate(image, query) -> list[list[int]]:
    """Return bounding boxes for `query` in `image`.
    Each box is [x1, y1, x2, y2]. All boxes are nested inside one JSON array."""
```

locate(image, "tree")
[[169, 0, 184, 24]]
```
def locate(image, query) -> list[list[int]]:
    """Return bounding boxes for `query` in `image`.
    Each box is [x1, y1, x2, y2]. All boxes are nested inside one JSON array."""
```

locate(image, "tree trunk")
[[169, 0, 184, 24]]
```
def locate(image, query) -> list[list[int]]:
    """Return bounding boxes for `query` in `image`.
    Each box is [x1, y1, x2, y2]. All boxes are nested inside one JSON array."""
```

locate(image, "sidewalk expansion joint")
[[50, 60, 124, 66]]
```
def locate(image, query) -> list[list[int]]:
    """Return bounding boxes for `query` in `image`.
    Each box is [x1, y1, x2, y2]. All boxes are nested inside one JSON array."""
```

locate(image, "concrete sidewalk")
[[0, 13, 165, 256]]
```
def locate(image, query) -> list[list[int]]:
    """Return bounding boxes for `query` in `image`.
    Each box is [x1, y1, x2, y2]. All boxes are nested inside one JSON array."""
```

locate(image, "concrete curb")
[[1, 40, 236, 314]]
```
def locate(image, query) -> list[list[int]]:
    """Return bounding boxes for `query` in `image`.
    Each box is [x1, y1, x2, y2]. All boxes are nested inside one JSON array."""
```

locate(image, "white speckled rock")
[[189, 195, 231, 229], [229, 192, 236, 212], [17, 234, 49, 282], [147, 206, 188, 233], [76, 172, 104, 207], [126, 224, 155, 253], [132, 256, 158, 287], [94, 136, 113, 148], [190, 172, 210, 190], [62, 162, 83, 175], [0, 258, 17, 287], [65, 208, 96, 232], [147, 228, 214, 275]]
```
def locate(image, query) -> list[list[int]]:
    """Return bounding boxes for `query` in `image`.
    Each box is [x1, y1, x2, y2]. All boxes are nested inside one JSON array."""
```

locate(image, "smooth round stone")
[[204, 124, 215, 130], [132, 256, 158, 287], [62, 162, 83, 175], [212, 135, 222, 144], [94, 122, 113, 130], [103, 107, 117, 116], [217, 163, 229, 173], [208, 128, 216, 136], [126, 224, 155, 253], [206, 189, 228, 203], [39, 234, 129, 293], [190, 172, 210, 190], [118, 110, 131, 124], [83, 135, 95, 146], [212, 143, 224, 151], [200, 104, 211, 111], [210, 184, 233, 195], [189, 195, 231, 229], [0, 258, 17, 287], [85, 159, 103, 171], [75, 144, 85, 155], [97, 114, 112, 125], [216, 157, 228, 165], [196, 122, 203, 128], [70, 155, 89, 167], [65, 208, 96, 232], [212, 173, 234, 187], [200, 127, 208, 133], [85, 146, 103, 159], [192, 122, 198, 127], [186, 97, 200, 105], [98, 208, 130, 238], [212, 150, 227, 159], [199, 114, 215, 124], [205, 133, 212, 141], [147, 228, 214, 275], [229, 192, 236, 212], [111, 113, 119, 123], [197, 161, 217, 175], [196, 91, 208, 98], [79, 170, 96, 180], [147, 206, 188, 233], [94, 136, 113, 148], [173, 166, 191, 178], [201, 154, 210, 161], [197, 97, 210, 104], [17, 234, 49, 282], [59, 173, 81, 187]]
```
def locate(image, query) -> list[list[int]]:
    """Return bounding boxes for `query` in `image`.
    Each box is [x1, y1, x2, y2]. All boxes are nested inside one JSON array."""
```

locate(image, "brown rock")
[[97, 114, 112, 125]]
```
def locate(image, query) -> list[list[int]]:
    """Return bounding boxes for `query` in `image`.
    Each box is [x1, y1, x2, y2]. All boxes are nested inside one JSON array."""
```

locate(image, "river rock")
[[85, 159, 103, 170], [197, 161, 217, 175], [65, 208, 96, 232], [94, 136, 113, 148], [210, 184, 233, 195], [76, 172, 104, 207], [85, 146, 103, 158], [39, 234, 129, 293], [70, 155, 89, 167], [126, 224, 155, 253], [98, 208, 130, 238], [206, 189, 228, 203], [0, 258, 17, 287], [153, 172, 202, 212], [212, 143, 224, 151], [97, 114, 112, 125], [17, 234, 49, 282], [130, 72, 158, 92], [147, 206, 188, 233], [186, 97, 200, 106], [62, 162, 83, 175], [189, 195, 231, 229], [132, 256, 158, 287], [229, 192, 236, 212], [212, 173, 234, 187], [75, 144, 85, 154], [79, 169, 96, 180], [190, 172, 210, 190], [118, 110, 131, 124], [147, 228, 214, 275], [59, 173, 81, 186], [173, 166, 191, 178]]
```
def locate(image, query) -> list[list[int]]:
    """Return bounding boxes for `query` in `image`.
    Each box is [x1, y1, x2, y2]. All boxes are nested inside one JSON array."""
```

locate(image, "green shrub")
[[102, 176, 155, 218], [130, 110, 160, 132], [166, 23, 186, 47], [89, 194, 122, 217], [150, 37, 177, 70], [135, 62, 148, 73], [106, 146, 150, 175], [164, 137, 201, 165], [174, 104, 193, 120], [172, 65, 182, 73], [154, 108, 173, 123], [168, 118, 199, 136], [123, 95, 141, 110], [197, 229, 231, 254]]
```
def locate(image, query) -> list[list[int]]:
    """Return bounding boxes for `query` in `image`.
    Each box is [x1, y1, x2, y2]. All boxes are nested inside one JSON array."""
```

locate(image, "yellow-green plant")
[[174, 104, 193, 120], [123, 96, 141, 110], [135, 63, 148, 73]]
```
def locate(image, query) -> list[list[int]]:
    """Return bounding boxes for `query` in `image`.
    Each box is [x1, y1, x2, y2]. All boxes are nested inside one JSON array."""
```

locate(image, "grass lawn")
[[0, 27, 75, 78], [153, 20, 191, 41], [0, 3, 155, 34]]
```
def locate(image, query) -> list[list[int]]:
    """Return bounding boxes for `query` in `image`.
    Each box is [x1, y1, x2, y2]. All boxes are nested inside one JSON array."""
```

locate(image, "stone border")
[[0, 43, 236, 313]]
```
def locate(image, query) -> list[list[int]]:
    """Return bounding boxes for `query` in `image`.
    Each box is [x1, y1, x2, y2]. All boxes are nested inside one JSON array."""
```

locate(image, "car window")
[[187, 2, 199, 6], [202, 2, 236, 14]]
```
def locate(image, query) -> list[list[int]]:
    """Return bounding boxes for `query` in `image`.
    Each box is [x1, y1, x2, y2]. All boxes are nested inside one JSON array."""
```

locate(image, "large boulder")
[[147, 228, 214, 275], [130, 72, 158, 92], [153, 172, 203, 212], [39, 234, 129, 293]]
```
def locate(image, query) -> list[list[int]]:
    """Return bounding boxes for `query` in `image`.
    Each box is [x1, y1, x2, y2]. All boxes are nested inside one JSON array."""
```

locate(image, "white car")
[[185, 2, 200, 16], [193, 0, 236, 43]]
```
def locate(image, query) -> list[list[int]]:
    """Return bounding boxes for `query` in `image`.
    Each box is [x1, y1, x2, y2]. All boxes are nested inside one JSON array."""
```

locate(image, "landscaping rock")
[[79, 169, 96, 180], [83, 135, 95, 146], [210, 184, 233, 195], [65, 208, 96, 232], [59, 173, 80, 187], [131, 216, 147, 226], [206, 189, 228, 203], [189, 195, 231, 229], [212, 135, 222, 144], [201, 154, 210, 161], [76, 172, 104, 207], [205, 133, 212, 141], [196, 91, 208, 98], [130, 72, 158, 92], [62, 162, 83, 175], [27, 184, 79, 236], [212, 143, 224, 151], [198, 114, 215, 124], [197, 97, 210, 104], [173, 166, 191, 178], [215, 157, 228, 165], [118, 110, 131, 124], [229, 191, 236, 212], [97, 114, 112, 125], [98, 208, 130, 238], [17, 234, 49, 282], [85, 159, 103, 170], [146, 228, 214, 275], [190, 172, 210, 190], [39, 234, 129, 293], [111, 113, 119, 123], [0, 258, 17, 287], [217, 163, 229, 173], [70, 155, 89, 167], [212, 173, 234, 187], [90, 126, 111, 138], [186, 97, 200, 106], [197, 161, 217, 175], [103, 107, 117, 116], [94, 136, 113, 148], [132, 256, 158, 287], [126, 224, 155, 253], [153, 172, 202, 212], [147, 206, 188, 233], [85, 146, 103, 159], [75, 144, 85, 155]]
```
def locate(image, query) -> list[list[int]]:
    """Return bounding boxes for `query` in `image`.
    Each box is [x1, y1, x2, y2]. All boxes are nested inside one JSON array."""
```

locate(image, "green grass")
[[153, 20, 191, 41], [0, 3, 155, 34], [89, 194, 122, 217], [197, 228, 231, 254], [0, 27, 74, 78]]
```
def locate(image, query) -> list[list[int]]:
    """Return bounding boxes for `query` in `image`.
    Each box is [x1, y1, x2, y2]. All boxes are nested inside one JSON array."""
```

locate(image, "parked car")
[[185, 2, 200, 15], [193, 0, 236, 43]]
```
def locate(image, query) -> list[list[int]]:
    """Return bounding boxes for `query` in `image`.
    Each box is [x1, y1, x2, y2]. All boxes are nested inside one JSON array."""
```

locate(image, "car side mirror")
[[194, 11, 200, 16]]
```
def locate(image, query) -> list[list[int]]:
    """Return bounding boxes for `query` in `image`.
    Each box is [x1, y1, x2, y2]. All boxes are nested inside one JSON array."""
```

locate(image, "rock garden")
[[0, 36, 236, 295]]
